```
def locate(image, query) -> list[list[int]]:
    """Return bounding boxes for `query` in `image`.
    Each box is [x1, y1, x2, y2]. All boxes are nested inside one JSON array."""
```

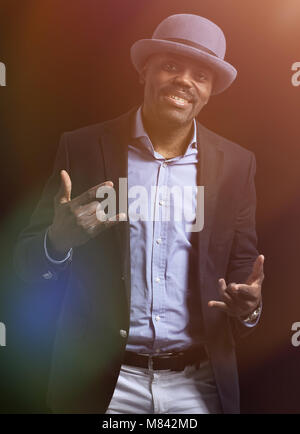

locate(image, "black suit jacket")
[[14, 106, 259, 414]]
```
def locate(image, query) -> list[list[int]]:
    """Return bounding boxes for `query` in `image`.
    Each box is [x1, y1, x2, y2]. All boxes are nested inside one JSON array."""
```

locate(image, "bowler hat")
[[130, 14, 237, 95]]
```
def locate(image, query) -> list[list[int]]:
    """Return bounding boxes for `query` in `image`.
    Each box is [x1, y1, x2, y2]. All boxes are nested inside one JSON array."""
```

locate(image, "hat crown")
[[152, 14, 226, 60]]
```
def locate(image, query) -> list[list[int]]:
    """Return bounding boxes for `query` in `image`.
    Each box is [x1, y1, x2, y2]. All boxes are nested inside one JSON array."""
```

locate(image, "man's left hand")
[[208, 255, 264, 319]]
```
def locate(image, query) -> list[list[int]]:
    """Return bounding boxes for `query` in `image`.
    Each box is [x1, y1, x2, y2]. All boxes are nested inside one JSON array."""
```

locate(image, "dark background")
[[0, 0, 300, 413]]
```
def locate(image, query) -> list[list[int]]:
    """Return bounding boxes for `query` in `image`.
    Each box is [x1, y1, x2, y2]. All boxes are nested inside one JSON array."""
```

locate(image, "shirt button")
[[155, 277, 161, 283], [159, 200, 165, 206], [119, 329, 127, 338], [162, 162, 167, 168], [156, 238, 162, 245], [155, 349, 161, 353], [42, 271, 53, 280], [155, 315, 161, 322]]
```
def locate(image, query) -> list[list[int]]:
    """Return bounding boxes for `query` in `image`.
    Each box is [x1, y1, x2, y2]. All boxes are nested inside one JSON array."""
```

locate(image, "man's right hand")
[[47, 170, 125, 257]]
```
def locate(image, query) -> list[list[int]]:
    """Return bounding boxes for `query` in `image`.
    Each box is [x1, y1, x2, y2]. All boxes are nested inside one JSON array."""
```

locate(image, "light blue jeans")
[[105, 359, 222, 414]]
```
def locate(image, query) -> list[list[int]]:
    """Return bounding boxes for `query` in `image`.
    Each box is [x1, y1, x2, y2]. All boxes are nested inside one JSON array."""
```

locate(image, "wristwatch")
[[241, 304, 262, 323]]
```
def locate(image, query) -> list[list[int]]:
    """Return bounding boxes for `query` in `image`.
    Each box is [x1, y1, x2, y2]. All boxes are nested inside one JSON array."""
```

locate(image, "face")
[[140, 52, 214, 128]]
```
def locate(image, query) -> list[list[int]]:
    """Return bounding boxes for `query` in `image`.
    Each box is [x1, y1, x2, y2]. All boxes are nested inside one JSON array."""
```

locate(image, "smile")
[[164, 94, 190, 107]]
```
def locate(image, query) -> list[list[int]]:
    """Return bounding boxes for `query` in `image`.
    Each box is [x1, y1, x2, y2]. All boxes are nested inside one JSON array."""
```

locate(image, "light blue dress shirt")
[[126, 106, 204, 354]]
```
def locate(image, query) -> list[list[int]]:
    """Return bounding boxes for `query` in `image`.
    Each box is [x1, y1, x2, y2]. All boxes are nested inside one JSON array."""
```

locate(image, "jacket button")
[[119, 329, 127, 338], [42, 271, 53, 280], [121, 275, 125, 281]]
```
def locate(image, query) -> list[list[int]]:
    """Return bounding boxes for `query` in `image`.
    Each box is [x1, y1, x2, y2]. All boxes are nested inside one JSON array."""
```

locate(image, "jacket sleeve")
[[13, 133, 72, 284], [225, 152, 261, 340]]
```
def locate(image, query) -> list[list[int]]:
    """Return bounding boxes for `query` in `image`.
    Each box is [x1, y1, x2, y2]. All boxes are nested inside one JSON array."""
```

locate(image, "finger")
[[246, 254, 265, 285], [73, 181, 114, 206], [95, 197, 126, 222], [56, 170, 72, 204], [108, 212, 127, 222], [209, 299, 251, 317], [208, 300, 231, 314], [76, 201, 100, 217], [217, 278, 235, 306], [229, 283, 260, 301], [225, 282, 255, 300], [223, 282, 248, 304], [224, 282, 238, 297], [86, 212, 127, 236], [218, 278, 227, 295]]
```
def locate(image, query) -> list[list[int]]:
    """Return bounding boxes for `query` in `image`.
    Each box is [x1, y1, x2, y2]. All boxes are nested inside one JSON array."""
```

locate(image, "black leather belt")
[[123, 346, 208, 371]]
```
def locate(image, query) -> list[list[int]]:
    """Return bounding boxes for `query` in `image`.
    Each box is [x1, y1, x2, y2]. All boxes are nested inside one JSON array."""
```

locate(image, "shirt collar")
[[133, 105, 197, 152]]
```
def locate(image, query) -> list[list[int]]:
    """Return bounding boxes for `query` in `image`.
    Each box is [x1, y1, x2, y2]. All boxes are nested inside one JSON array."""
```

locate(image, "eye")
[[162, 62, 178, 72], [195, 71, 208, 82]]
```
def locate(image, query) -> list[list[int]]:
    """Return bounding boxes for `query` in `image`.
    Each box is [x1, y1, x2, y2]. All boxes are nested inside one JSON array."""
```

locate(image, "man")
[[14, 14, 264, 414]]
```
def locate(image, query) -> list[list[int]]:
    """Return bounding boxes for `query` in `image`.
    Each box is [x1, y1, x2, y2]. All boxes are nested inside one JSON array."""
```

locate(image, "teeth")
[[169, 95, 187, 103]]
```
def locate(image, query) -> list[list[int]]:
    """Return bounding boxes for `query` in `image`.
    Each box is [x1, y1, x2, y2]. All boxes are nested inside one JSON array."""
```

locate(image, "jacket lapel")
[[196, 122, 224, 288], [100, 107, 138, 306]]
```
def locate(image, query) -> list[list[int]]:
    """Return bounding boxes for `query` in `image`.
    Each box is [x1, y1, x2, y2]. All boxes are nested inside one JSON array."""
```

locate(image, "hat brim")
[[130, 39, 237, 95]]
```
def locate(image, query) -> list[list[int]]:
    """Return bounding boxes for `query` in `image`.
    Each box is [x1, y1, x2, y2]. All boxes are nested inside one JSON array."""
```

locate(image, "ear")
[[139, 64, 147, 85]]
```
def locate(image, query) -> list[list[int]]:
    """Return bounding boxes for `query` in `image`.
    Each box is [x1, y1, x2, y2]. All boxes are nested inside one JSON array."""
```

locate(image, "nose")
[[172, 69, 193, 88]]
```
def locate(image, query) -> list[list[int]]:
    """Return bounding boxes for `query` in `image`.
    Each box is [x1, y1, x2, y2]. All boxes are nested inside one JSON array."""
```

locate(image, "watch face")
[[243, 306, 261, 323], [250, 308, 260, 321]]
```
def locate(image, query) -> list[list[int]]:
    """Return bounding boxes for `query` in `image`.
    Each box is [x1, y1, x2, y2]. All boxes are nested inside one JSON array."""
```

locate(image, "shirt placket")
[[151, 160, 169, 352]]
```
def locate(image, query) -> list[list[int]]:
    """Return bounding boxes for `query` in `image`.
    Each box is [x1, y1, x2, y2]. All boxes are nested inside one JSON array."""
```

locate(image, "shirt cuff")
[[240, 300, 263, 328], [44, 227, 72, 264]]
